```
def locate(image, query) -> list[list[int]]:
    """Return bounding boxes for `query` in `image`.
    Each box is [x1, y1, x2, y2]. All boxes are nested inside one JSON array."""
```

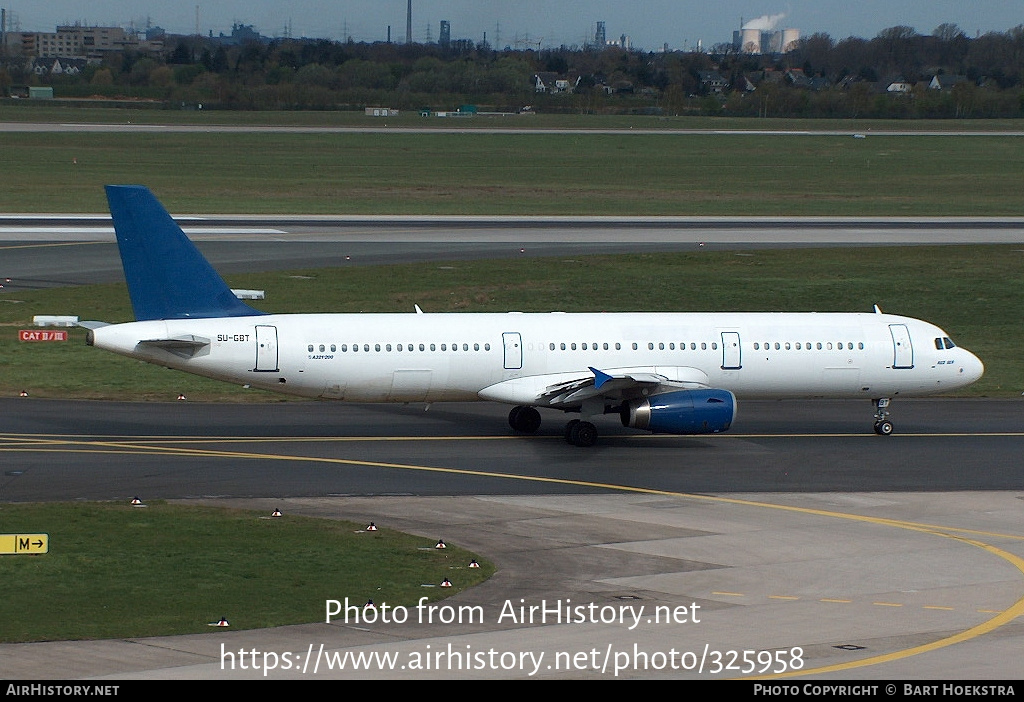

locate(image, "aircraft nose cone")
[[962, 352, 984, 383]]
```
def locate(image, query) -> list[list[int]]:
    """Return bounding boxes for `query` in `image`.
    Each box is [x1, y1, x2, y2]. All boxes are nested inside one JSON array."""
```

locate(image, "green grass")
[[2, 130, 1024, 215], [0, 502, 493, 643], [2, 246, 1020, 399]]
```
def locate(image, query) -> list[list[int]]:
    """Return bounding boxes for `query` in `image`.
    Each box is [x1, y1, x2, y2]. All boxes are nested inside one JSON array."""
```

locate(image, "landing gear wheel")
[[565, 420, 598, 447], [872, 398, 894, 436], [509, 406, 541, 433]]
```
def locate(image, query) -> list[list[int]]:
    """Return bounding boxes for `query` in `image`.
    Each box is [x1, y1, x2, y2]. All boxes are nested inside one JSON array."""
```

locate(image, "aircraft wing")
[[479, 366, 710, 408]]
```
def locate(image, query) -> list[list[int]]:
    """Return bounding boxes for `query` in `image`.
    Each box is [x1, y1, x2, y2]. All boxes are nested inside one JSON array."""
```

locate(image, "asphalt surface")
[[2, 121, 1024, 137], [3, 214, 1024, 294], [2, 397, 1024, 500], [0, 217, 1022, 680]]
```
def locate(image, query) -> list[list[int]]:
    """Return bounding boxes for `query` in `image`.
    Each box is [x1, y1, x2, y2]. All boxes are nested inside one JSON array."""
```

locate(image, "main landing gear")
[[563, 419, 598, 447], [873, 398, 894, 436], [508, 405, 542, 433], [508, 406, 599, 446]]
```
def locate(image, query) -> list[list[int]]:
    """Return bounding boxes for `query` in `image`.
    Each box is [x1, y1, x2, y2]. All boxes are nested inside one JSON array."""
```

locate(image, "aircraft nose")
[[961, 351, 984, 384]]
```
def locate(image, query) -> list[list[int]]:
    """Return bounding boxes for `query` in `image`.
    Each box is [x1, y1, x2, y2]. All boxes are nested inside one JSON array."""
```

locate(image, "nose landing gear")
[[873, 398, 894, 435]]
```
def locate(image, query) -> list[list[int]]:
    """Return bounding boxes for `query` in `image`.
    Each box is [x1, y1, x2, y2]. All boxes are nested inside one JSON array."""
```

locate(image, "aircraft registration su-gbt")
[[84, 186, 984, 446]]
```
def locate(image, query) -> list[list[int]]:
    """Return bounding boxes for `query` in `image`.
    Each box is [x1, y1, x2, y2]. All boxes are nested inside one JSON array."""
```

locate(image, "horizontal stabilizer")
[[105, 185, 265, 321], [138, 335, 211, 359]]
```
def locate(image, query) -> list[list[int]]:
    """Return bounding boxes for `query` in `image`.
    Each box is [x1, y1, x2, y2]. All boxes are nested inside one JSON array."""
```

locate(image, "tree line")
[[2, 22, 1023, 118]]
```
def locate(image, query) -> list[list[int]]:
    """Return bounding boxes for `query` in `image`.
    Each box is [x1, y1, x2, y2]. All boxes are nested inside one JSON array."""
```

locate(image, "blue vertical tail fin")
[[105, 185, 264, 321]]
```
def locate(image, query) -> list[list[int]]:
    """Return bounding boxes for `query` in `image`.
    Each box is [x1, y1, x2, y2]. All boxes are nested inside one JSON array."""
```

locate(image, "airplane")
[[83, 185, 985, 447]]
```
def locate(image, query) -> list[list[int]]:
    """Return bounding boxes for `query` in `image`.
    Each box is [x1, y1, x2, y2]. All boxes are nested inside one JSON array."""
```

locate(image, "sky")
[[3, 1, 1022, 51]]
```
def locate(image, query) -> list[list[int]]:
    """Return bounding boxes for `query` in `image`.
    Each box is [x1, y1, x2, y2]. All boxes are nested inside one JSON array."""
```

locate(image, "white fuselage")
[[88, 311, 984, 405]]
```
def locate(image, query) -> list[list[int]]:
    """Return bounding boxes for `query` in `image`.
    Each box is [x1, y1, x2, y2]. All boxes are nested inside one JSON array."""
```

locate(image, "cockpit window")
[[944, 337, 956, 349], [934, 338, 943, 350]]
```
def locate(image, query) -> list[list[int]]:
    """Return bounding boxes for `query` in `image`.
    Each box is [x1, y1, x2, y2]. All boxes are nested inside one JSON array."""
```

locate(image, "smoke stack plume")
[[743, 13, 786, 31]]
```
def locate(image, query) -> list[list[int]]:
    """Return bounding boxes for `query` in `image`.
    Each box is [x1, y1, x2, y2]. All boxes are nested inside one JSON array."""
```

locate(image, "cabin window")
[[632, 343, 638, 350], [308, 345, 314, 352], [712, 342, 718, 350], [785, 342, 791, 350], [603, 343, 609, 350], [474, 343, 480, 351], [774, 342, 780, 350], [754, 343, 760, 350], [331, 345, 336, 352], [463, 343, 469, 351], [615, 343, 621, 350], [701, 343, 707, 350]]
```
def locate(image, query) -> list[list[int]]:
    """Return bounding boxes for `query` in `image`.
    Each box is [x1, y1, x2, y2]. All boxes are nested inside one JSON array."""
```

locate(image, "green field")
[[2, 246, 1019, 400], [0, 501, 492, 643], [1, 119, 1023, 215]]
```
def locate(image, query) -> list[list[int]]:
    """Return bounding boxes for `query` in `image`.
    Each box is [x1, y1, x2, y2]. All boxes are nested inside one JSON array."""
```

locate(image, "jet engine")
[[620, 389, 736, 435]]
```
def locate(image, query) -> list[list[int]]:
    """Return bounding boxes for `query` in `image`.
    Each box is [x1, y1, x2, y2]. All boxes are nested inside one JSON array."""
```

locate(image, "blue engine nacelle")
[[620, 389, 736, 435]]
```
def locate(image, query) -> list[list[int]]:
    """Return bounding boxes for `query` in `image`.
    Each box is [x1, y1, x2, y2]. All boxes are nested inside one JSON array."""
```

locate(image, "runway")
[[2, 213, 1024, 294], [3, 121, 1024, 138], [1, 221, 1022, 679]]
